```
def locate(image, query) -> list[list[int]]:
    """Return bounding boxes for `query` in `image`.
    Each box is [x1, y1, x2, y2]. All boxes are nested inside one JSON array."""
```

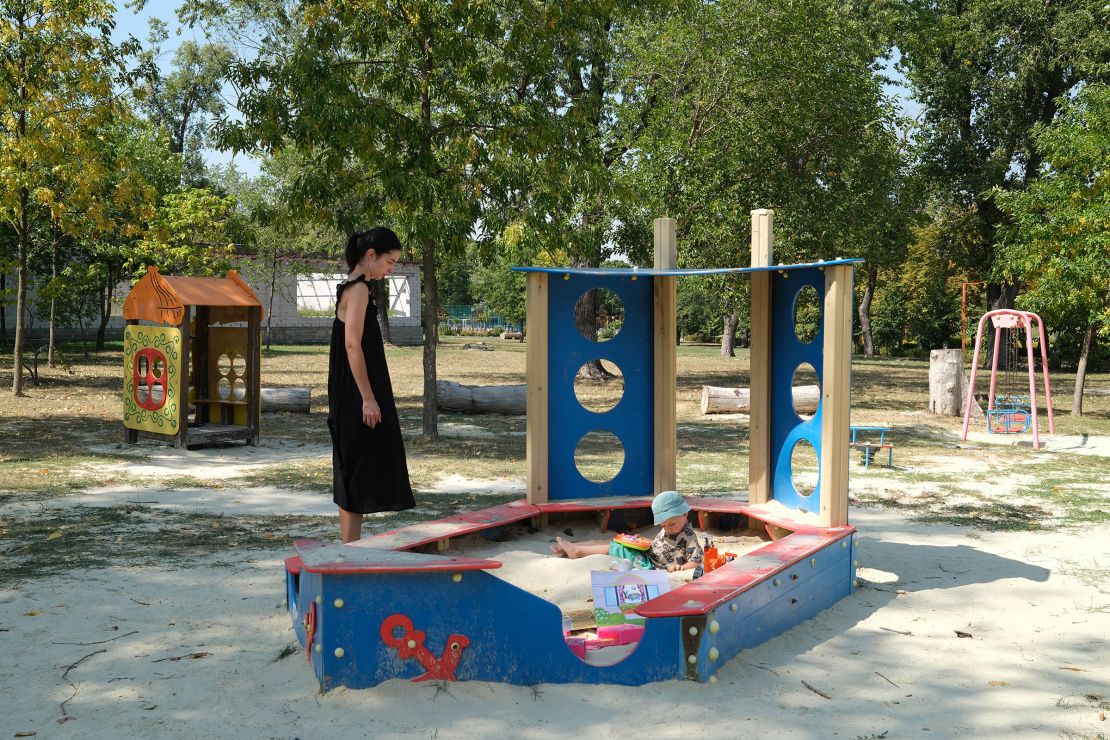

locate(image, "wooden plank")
[[636, 528, 853, 617], [352, 499, 542, 550], [294, 539, 502, 574], [748, 209, 774, 505], [526, 272, 549, 504], [820, 264, 853, 528], [248, 306, 261, 445], [177, 307, 191, 449], [653, 217, 677, 494], [124, 319, 139, 444]]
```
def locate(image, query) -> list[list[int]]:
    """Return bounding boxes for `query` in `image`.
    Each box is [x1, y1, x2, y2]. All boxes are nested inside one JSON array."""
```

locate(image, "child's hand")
[[667, 564, 679, 573]]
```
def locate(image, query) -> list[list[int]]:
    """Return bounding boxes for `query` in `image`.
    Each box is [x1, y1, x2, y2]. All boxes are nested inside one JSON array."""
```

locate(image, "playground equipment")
[[961, 309, 1055, 449], [122, 266, 264, 448], [284, 211, 862, 689]]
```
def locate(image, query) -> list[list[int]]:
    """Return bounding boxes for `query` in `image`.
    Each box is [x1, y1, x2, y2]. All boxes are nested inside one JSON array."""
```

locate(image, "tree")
[[895, 0, 1109, 328], [994, 83, 1110, 416], [137, 21, 231, 184], [188, 0, 575, 440], [615, 0, 905, 356], [0, 0, 137, 394]]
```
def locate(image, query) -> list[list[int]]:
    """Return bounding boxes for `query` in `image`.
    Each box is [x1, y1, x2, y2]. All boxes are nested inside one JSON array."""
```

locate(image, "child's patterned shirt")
[[648, 522, 704, 570]]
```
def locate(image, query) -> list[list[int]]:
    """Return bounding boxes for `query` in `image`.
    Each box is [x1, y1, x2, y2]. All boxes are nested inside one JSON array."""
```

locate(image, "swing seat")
[[986, 398, 1031, 434]]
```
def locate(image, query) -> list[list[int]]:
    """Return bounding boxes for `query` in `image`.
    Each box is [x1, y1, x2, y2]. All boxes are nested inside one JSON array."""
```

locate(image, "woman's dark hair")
[[345, 226, 402, 271]]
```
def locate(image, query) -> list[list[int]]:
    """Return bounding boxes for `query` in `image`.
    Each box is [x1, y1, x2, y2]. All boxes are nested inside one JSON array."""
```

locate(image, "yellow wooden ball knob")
[[333, 598, 344, 609], [687, 654, 697, 664], [709, 620, 719, 634], [334, 647, 345, 658], [688, 626, 698, 636], [452, 573, 463, 583], [314, 644, 321, 653], [407, 639, 417, 649], [709, 647, 719, 661], [315, 595, 322, 605], [709, 675, 718, 684]]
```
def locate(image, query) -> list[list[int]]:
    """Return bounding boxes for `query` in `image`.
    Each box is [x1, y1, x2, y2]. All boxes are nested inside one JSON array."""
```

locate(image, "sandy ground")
[[1, 441, 1109, 739]]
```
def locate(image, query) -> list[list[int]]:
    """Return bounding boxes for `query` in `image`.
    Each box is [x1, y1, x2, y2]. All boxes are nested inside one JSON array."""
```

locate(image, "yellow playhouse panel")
[[123, 325, 183, 435]]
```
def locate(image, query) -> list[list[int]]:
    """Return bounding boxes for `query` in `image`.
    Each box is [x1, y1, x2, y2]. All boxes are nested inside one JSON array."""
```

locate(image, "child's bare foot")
[[550, 539, 568, 557], [556, 536, 585, 559]]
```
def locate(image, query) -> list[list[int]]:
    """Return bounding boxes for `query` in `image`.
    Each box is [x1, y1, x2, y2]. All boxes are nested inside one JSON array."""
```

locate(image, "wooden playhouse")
[[122, 266, 263, 449]]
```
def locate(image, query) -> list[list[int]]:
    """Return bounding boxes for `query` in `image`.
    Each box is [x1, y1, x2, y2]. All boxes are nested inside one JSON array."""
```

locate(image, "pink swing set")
[[961, 309, 1055, 449]]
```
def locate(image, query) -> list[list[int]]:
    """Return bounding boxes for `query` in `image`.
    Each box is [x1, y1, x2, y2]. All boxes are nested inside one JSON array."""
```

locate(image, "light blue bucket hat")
[[652, 490, 690, 526]]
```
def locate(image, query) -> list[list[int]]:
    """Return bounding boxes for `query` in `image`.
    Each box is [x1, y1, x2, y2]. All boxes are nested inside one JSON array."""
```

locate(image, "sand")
[[1, 440, 1108, 738]]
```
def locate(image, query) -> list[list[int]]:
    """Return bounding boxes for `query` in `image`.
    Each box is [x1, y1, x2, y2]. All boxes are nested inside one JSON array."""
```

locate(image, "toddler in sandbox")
[[550, 491, 704, 573]]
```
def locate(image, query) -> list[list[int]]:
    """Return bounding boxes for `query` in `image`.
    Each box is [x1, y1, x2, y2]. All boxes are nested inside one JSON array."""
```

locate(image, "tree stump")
[[700, 385, 819, 415], [928, 349, 964, 416], [261, 387, 311, 413], [436, 381, 526, 414]]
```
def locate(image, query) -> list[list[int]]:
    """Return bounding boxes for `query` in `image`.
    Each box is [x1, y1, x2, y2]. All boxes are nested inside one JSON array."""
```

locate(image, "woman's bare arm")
[[341, 282, 381, 427]]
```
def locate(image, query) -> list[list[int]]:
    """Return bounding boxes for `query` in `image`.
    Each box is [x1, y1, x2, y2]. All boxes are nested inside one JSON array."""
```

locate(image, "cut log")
[[261, 387, 311, 413], [700, 385, 819, 415], [437, 380, 526, 414], [928, 349, 963, 416], [500, 331, 523, 340]]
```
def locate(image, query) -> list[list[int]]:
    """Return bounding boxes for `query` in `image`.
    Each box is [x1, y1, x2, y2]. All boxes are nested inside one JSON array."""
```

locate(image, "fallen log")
[[261, 387, 311, 413], [437, 380, 526, 414], [700, 384, 819, 415]]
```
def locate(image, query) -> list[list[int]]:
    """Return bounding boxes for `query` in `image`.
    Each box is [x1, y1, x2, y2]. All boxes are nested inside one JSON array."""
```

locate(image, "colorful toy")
[[961, 309, 1055, 449], [612, 533, 651, 550], [122, 266, 264, 448], [284, 211, 859, 688]]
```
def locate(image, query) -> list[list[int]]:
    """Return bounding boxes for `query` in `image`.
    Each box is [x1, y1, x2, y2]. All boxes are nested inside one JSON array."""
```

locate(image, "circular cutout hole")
[[136, 382, 150, 404], [137, 356, 148, 376], [217, 354, 232, 375], [232, 378, 247, 401], [574, 430, 625, 483], [217, 377, 231, 400], [790, 438, 818, 497], [792, 363, 819, 420], [150, 383, 166, 406], [574, 360, 624, 413], [574, 288, 624, 343], [232, 354, 246, 375], [794, 285, 821, 344], [152, 357, 165, 379]]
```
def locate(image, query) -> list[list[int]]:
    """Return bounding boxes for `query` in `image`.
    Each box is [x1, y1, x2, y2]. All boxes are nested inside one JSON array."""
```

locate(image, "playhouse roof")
[[123, 266, 264, 325]]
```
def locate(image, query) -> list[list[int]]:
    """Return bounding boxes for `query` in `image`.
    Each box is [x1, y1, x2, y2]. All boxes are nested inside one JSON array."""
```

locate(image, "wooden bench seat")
[[351, 499, 542, 551], [294, 539, 502, 574]]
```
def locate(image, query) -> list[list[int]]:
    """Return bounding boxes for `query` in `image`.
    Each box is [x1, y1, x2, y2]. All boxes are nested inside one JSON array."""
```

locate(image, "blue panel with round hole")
[[770, 267, 825, 512], [547, 272, 654, 499]]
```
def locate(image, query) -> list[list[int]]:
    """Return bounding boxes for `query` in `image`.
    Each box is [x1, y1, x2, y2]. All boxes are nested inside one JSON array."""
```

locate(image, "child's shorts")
[[608, 540, 652, 569]]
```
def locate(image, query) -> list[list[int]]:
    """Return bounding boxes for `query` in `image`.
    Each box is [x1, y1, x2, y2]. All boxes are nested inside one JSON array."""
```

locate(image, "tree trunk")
[[261, 386, 311, 413], [374, 276, 392, 345], [48, 222, 58, 367], [859, 265, 877, 357], [720, 313, 737, 357], [11, 183, 29, 396], [265, 248, 278, 351], [928, 349, 964, 416], [984, 282, 1017, 369], [1071, 324, 1094, 417], [436, 381, 526, 414], [421, 235, 439, 441], [95, 266, 113, 351], [701, 384, 819, 415], [1, 272, 7, 347]]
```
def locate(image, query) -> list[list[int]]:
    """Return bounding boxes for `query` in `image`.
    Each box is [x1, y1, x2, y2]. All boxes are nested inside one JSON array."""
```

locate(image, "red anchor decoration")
[[304, 601, 317, 663], [380, 613, 470, 682]]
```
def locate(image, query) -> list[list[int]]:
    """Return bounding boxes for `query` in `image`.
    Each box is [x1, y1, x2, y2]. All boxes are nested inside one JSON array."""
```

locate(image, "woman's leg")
[[339, 508, 364, 543], [551, 536, 610, 559]]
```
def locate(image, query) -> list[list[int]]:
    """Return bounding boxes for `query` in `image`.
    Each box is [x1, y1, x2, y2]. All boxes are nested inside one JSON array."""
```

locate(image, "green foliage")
[[132, 187, 236, 276], [995, 83, 1110, 369]]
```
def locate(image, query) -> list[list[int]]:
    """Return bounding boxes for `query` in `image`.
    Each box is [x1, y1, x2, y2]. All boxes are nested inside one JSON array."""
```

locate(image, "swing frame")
[[961, 309, 1055, 449]]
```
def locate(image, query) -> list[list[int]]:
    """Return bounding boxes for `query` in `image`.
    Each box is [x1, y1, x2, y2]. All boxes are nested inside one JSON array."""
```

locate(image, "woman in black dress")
[[328, 227, 415, 542]]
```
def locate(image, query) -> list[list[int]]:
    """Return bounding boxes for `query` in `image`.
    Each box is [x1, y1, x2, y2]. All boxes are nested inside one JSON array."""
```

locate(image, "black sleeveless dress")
[[327, 277, 415, 515]]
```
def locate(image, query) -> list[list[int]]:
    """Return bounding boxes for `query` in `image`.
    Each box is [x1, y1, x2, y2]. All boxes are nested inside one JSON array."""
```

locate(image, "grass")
[[1, 336, 1109, 572]]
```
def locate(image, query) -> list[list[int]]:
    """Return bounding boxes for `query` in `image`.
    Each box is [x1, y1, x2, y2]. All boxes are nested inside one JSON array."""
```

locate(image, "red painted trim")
[[356, 500, 543, 550], [634, 527, 854, 618], [284, 556, 303, 575], [294, 539, 502, 574]]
